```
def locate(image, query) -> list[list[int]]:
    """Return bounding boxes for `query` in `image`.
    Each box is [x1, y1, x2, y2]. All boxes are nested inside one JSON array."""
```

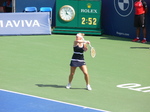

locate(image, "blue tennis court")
[[0, 89, 110, 112]]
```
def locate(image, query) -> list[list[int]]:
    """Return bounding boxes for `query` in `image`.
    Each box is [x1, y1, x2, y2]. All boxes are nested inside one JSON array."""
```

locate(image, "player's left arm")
[[83, 43, 88, 51]]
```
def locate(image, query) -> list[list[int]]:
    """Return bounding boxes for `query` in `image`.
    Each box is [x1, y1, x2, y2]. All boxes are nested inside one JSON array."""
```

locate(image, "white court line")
[[0, 89, 111, 112]]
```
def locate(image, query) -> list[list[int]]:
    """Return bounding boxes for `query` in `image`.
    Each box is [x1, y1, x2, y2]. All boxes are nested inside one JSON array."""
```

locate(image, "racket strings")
[[91, 47, 96, 58], [82, 38, 96, 58]]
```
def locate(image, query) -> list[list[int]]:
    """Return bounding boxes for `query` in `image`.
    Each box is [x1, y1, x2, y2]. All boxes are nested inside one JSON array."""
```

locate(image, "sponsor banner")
[[102, 0, 150, 41], [0, 12, 51, 35]]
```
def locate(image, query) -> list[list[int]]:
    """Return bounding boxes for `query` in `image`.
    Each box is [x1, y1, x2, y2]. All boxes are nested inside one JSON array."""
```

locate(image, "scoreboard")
[[53, 0, 102, 35]]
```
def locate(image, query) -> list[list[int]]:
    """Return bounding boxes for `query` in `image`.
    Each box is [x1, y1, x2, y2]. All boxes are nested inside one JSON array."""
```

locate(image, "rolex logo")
[[81, 3, 97, 14], [87, 3, 92, 8]]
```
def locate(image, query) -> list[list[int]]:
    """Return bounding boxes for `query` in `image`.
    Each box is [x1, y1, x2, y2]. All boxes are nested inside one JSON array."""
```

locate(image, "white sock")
[[87, 84, 91, 87]]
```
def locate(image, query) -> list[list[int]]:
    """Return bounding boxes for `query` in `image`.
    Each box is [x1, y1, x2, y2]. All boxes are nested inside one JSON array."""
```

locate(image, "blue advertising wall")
[[101, 0, 150, 41], [15, 0, 150, 41]]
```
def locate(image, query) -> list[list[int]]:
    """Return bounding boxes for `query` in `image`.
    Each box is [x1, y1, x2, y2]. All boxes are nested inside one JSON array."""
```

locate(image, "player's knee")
[[83, 72, 88, 76], [70, 72, 75, 76]]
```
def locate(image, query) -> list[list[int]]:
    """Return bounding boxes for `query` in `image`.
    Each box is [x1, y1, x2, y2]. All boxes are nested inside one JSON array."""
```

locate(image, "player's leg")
[[79, 65, 89, 85], [69, 66, 76, 83], [66, 66, 76, 89], [79, 65, 92, 90]]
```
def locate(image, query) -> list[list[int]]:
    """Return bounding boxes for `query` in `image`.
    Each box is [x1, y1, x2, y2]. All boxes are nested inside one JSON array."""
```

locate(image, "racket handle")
[[89, 44, 92, 47], [84, 40, 90, 44]]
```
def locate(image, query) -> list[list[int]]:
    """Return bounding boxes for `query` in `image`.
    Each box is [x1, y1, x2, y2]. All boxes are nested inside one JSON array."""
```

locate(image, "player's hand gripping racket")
[[89, 43, 96, 58], [82, 37, 96, 58]]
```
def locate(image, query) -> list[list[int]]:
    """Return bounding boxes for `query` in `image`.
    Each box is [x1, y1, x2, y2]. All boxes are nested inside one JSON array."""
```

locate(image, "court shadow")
[[36, 84, 86, 90], [70, 88, 86, 90], [130, 47, 150, 49], [36, 84, 65, 88]]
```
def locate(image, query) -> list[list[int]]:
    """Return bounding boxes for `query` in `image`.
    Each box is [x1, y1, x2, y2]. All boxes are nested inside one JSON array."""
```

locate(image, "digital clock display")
[[79, 15, 100, 28], [82, 17, 97, 25]]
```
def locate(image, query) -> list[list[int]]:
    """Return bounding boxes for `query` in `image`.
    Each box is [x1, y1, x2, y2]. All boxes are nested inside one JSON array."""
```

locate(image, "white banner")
[[0, 12, 51, 35]]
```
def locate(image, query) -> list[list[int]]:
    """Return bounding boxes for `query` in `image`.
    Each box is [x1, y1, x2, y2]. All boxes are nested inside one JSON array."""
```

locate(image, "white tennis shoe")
[[86, 84, 92, 91], [66, 83, 92, 90], [66, 83, 71, 89]]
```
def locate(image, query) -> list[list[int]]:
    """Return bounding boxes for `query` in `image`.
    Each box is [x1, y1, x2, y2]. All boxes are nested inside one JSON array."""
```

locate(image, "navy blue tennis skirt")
[[70, 61, 86, 67]]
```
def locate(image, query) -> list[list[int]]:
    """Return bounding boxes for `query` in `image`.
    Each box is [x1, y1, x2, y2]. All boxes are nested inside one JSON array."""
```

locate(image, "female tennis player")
[[66, 33, 92, 90]]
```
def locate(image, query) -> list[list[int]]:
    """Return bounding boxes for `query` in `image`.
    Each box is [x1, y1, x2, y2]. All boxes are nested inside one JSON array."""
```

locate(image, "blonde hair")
[[76, 33, 85, 38], [77, 33, 84, 36]]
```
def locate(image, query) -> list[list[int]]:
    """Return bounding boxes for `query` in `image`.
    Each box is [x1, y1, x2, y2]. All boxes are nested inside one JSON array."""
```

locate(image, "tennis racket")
[[89, 44, 96, 58]]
